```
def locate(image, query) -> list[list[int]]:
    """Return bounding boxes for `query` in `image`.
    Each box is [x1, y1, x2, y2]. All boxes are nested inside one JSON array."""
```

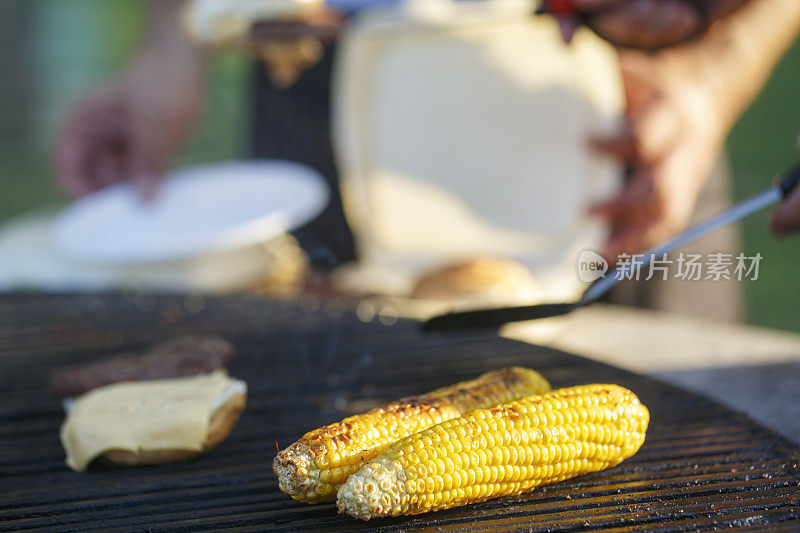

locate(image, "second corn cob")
[[273, 367, 551, 503], [337, 384, 649, 519]]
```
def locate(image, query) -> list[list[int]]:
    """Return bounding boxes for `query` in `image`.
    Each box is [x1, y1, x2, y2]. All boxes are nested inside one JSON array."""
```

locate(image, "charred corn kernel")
[[273, 367, 550, 503], [337, 384, 648, 520]]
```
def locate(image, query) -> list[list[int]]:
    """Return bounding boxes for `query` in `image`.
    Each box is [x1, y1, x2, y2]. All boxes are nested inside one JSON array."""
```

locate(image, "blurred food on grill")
[[49, 335, 235, 398], [273, 367, 551, 503], [250, 233, 311, 299], [337, 384, 649, 519], [60, 370, 247, 471], [410, 257, 541, 305], [255, 39, 326, 88]]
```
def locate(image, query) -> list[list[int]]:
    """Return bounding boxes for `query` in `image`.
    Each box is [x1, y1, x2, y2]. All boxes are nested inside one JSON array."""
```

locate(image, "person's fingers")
[[771, 134, 800, 235], [54, 88, 131, 198], [770, 187, 800, 236], [588, 132, 637, 162], [86, 112, 129, 190], [54, 102, 106, 199], [592, 168, 671, 261], [602, 207, 676, 262], [92, 148, 124, 189], [127, 109, 165, 200], [129, 143, 163, 201], [588, 170, 655, 217], [136, 174, 161, 201], [600, 211, 663, 262], [602, 226, 642, 263], [55, 132, 94, 198]]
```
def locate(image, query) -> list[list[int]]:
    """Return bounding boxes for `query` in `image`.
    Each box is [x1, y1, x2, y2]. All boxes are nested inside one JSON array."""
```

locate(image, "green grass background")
[[0, 0, 251, 223], [1, 1, 798, 332], [727, 39, 800, 333]]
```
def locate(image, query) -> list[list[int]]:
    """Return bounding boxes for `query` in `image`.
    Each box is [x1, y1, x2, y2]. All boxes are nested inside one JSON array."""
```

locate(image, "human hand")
[[769, 135, 800, 236], [554, 0, 748, 49], [54, 48, 205, 199], [588, 50, 729, 262]]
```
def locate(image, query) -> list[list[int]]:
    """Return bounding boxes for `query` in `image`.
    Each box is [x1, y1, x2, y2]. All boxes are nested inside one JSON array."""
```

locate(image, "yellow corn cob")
[[337, 384, 649, 520], [273, 367, 551, 503]]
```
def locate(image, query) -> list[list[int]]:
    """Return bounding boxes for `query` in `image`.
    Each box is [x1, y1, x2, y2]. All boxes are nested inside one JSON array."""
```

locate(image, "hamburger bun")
[[101, 386, 247, 467], [60, 371, 247, 471], [411, 257, 540, 305]]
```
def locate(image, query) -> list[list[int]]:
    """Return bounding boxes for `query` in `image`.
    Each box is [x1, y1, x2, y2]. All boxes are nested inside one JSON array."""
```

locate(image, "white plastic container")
[[332, 0, 623, 301]]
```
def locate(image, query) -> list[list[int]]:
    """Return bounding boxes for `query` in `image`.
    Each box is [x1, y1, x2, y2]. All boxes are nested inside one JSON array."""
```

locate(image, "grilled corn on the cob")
[[337, 384, 648, 519], [273, 367, 551, 503]]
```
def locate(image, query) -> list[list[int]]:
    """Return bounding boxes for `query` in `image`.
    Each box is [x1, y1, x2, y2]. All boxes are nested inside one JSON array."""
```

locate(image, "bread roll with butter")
[[411, 257, 540, 305], [60, 371, 247, 471]]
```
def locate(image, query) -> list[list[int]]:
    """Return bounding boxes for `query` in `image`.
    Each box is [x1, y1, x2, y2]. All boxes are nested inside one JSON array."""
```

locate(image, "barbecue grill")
[[2, 293, 799, 531]]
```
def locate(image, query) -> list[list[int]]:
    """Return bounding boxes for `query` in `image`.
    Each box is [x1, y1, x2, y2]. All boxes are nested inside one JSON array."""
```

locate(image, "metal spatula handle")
[[581, 161, 800, 304], [423, 162, 800, 331]]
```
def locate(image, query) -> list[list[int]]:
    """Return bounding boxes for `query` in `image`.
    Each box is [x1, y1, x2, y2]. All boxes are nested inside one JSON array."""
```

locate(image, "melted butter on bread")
[[182, 0, 324, 47], [60, 371, 246, 471]]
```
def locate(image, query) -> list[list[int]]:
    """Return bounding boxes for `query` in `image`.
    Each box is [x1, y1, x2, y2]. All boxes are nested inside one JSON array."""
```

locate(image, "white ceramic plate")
[[53, 160, 329, 265]]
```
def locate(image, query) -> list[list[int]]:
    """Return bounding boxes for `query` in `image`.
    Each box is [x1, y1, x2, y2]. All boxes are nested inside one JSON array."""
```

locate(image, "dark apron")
[[249, 44, 356, 269]]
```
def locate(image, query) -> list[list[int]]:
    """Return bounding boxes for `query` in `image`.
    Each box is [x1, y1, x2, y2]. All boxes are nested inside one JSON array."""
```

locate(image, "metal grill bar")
[[1, 294, 799, 532]]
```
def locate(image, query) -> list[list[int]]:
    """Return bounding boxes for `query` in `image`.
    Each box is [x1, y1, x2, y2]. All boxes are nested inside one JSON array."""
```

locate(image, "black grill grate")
[[1, 293, 799, 532]]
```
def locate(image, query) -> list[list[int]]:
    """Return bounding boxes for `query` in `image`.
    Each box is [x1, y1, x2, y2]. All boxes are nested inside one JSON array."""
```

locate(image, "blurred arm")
[[590, 0, 800, 259], [131, 0, 207, 96], [690, 0, 800, 136], [141, 0, 205, 63], [55, 0, 209, 199]]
